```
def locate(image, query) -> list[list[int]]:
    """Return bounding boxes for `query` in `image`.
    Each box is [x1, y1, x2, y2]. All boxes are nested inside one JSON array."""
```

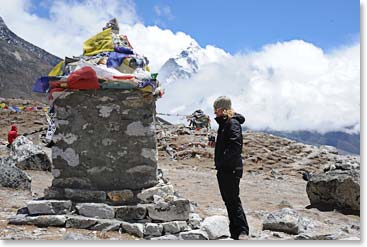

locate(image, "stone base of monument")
[[7, 175, 231, 240]]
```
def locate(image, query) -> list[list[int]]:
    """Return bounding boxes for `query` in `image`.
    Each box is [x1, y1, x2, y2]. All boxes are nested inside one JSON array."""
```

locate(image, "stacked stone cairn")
[[8, 90, 231, 240]]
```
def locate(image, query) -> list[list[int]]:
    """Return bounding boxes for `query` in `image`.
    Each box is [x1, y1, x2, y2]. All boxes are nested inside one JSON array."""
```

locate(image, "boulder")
[[76, 203, 115, 219], [0, 157, 31, 189], [306, 169, 360, 213], [146, 199, 190, 222], [10, 136, 51, 171], [262, 208, 311, 235], [200, 215, 230, 240], [27, 200, 72, 215]]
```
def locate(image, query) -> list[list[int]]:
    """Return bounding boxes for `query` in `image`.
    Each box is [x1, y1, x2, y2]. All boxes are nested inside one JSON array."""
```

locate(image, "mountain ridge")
[[0, 16, 61, 100]]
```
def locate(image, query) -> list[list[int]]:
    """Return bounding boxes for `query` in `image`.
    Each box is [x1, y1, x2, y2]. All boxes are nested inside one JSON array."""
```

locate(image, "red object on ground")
[[67, 66, 100, 90], [8, 125, 18, 145]]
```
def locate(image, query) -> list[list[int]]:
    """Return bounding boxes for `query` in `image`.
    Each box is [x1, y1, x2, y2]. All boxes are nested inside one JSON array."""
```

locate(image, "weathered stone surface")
[[189, 213, 202, 229], [27, 200, 72, 215], [28, 215, 67, 227], [76, 203, 115, 219], [65, 215, 98, 229], [63, 233, 95, 240], [8, 214, 32, 225], [147, 199, 190, 222], [144, 223, 163, 237], [150, 234, 179, 240], [295, 231, 344, 240], [137, 184, 175, 203], [0, 157, 31, 189], [51, 90, 158, 191], [89, 219, 121, 231], [200, 215, 230, 240], [306, 169, 360, 213], [121, 221, 144, 238], [262, 208, 311, 235], [114, 205, 146, 220], [10, 136, 51, 171], [179, 230, 209, 240], [107, 190, 135, 204], [64, 188, 106, 202], [162, 221, 189, 234], [8, 214, 66, 227]]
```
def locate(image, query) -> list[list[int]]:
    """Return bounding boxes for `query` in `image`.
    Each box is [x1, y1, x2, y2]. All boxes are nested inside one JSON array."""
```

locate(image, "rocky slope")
[[0, 101, 360, 240], [0, 17, 61, 101]]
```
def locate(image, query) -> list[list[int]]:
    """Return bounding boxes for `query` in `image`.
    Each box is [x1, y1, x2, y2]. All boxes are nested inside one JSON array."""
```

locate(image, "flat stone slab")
[[76, 203, 115, 219], [144, 223, 163, 237], [8, 214, 66, 227], [64, 189, 106, 203], [200, 215, 230, 240], [146, 199, 190, 222], [114, 205, 146, 220], [179, 230, 209, 240], [150, 234, 180, 240], [27, 200, 72, 215], [89, 219, 122, 231], [162, 221, 189, 234], [121, 221, 144, 238], [65, 215, 98, 229]]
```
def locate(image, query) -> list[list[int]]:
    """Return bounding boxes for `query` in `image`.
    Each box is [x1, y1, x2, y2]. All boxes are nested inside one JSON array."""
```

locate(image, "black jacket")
[[214, 113, 245, 172]]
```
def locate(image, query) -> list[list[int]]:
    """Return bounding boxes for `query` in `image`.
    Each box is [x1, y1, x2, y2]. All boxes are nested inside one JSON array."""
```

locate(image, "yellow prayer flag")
[[83, 28, 114, 56], [49, 60, 65, 76]]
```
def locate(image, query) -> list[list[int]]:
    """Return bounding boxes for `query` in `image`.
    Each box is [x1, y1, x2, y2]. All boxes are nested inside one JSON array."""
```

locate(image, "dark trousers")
[[216, 169, 249, 239]]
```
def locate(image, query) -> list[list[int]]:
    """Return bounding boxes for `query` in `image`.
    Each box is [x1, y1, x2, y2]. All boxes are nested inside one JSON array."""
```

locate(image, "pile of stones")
[[8, 170, 231, 240]]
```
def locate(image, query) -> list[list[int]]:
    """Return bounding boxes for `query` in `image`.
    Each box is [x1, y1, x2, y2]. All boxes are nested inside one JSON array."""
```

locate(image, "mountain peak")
[[0, 16, 5, 27]]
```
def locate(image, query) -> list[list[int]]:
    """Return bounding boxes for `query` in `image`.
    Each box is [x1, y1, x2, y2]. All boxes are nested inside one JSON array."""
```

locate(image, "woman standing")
[[209, 96, 249, 240]]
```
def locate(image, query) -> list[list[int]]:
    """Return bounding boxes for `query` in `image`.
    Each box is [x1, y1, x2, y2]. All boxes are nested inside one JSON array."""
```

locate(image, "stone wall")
[[46, 90, 158, 203]]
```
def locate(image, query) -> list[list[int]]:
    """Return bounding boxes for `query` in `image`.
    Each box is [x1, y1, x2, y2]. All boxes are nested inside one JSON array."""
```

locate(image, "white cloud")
[[0, 0, 193, 71], [154, 5, 174, 20], [157, 40, 360, 134]]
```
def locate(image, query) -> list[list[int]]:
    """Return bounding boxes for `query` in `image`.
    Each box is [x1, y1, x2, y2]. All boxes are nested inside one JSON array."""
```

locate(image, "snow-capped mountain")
[[158, 41, 229, 86], [156, 42, 360, 155]]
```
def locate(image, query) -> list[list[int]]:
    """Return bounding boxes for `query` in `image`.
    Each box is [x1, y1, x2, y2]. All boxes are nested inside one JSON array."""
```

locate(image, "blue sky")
[[28, 0, 360, 54], [135, 0, 359, 54]]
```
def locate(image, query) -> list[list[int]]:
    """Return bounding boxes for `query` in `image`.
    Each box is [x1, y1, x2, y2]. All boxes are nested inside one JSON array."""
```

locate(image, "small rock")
[[162, 221, 188, 234], [121, 222, 144, 238], [144, 223, 163, 237], [200, 215, 230, 240], [189, 213, 202, 229], [179, 230, 209, 240], [150, 234, 179, 240]]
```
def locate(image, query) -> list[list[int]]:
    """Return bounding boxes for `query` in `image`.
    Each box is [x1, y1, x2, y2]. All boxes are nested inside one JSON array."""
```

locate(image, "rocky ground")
[[0, 98, 361, 240]]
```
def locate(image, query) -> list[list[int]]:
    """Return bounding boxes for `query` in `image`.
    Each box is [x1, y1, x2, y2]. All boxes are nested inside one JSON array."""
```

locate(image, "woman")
[[209, 96, 249, 240]]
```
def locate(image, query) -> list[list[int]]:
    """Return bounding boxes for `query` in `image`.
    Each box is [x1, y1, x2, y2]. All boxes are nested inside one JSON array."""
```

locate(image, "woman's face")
[[214, 108, 224, 117]]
